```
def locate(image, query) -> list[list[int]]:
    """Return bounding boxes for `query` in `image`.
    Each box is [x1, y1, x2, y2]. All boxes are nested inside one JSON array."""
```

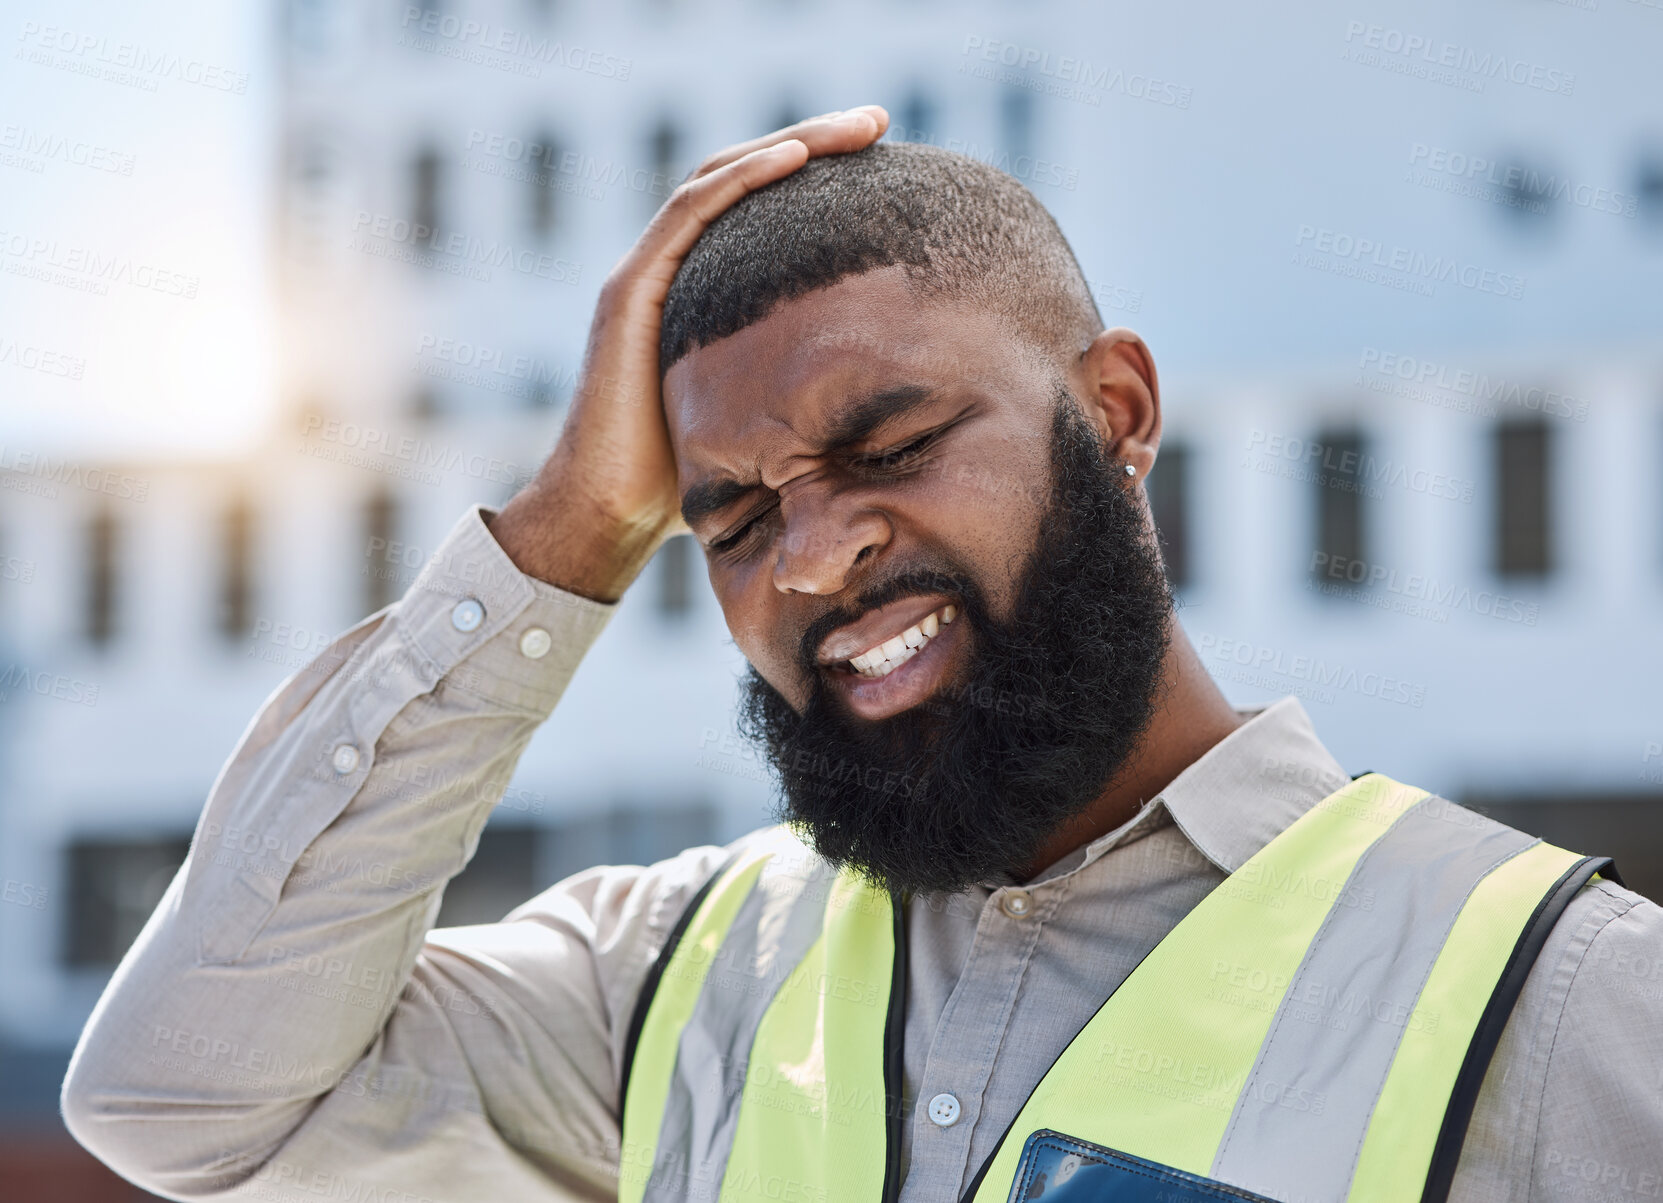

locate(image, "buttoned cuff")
[[398, 504, 617, 716]]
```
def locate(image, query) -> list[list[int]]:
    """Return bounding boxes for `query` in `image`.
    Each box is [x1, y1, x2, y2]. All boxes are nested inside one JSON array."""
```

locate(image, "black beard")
[[736, 394, 1174, 896]]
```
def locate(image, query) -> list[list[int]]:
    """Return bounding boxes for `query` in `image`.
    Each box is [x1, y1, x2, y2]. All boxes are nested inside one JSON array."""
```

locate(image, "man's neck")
[[1016, 626, 1245, 880]]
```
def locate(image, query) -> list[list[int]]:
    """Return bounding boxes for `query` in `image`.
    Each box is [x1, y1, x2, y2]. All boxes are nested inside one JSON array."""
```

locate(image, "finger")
[[688, 105, 889, 180], [627, 138, 811, 277]]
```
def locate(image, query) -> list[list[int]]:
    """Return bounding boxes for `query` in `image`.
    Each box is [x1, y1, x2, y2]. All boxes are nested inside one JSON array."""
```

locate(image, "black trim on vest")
[[617, 852, 735, 1107], [958, 921, 1174, 1203], [1419, 854, 1613, 1203], [881, 890, 909, 1203]]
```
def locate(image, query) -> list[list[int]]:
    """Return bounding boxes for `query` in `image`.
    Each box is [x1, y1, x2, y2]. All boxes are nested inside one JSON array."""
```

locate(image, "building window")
[[436, 826, 538, 928], [412, 145, 442, 237], [1146, 443, 1191, 591], [1636, 150, 1663, 229], [364, 488, 400, 614], [84, 504, 118, 647], [647, 119, 680, 209], [436, 804, 718, 927], [544, 803, 719, 885], [1494, 418, 1553, 578], [528, 128, 562, 238], [1494, 151, 1557, 226], [657, 533, 695, 619], [1310, 427, 1368, 580], [282, 136, 338, 267], [410, 386, 442, 421], [999, 88, 1033, 167], [220, 494, 255, 640], [770, 101, 804, 132], [896, 88, 933, 143], [63, 836, 191, 968]]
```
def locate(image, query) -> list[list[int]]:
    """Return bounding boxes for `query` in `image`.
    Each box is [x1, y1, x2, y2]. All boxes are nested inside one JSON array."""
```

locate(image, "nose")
[[771, 484, 891, 595]]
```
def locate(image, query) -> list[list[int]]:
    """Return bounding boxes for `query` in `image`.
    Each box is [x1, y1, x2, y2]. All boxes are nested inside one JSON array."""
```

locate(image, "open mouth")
[[839, 604, 958, 678], [816, 598, 968, 721]]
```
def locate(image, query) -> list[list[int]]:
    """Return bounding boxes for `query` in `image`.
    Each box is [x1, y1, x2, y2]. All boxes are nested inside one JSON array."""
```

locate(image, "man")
[[63, 107, 1663, 1203]]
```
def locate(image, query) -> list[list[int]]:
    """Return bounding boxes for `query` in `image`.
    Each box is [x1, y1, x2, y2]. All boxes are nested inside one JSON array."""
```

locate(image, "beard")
[[736, 392, 1175, 896]]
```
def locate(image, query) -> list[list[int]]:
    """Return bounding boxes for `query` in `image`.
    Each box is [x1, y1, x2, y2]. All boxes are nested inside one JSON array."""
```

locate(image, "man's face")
[[664, 265, 1172, 893], [666, 266, 1059, 709]]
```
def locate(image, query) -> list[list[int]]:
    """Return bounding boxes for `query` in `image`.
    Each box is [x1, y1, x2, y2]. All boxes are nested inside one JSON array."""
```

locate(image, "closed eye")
[[710, 501, 777, 554], [854, 429, 940, 472]]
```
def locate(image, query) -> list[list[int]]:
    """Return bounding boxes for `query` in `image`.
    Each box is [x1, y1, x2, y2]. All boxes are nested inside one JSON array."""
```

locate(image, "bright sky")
[[0, 1, 276, 460]]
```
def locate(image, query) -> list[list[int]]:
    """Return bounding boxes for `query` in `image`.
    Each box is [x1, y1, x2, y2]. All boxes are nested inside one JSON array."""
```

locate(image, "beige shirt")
[[63, 504, 1663, 1203]]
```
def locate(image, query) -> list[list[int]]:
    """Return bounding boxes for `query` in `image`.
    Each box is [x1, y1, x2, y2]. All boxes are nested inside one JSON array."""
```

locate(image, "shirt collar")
[[1062, 696, 1353, 879]]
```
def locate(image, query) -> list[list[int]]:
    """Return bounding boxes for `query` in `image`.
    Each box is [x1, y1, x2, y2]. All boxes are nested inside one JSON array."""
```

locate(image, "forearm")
[[62, 504, 616, 1195], [487, 469, 677, 604]]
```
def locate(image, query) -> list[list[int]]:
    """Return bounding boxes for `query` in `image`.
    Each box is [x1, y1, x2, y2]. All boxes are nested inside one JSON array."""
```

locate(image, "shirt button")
[[518, 626, 552, 660], [1001, 889, 1033, 919], [450, 597, 485, 633], [331, 744, 360, 775], [927, 1092, 961, 1128]]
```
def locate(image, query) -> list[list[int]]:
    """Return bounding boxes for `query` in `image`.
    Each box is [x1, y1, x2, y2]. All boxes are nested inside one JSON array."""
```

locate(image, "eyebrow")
[[679, 384, 941, 530]]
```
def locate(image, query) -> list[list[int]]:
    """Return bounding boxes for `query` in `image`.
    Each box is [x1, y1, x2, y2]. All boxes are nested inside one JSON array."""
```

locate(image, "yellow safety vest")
[[617, 774, 1610, 1203]]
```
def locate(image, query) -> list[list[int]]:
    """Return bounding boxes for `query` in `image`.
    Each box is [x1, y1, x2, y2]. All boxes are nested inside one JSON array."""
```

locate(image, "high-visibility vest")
[[617, 774, 1611, 1203]]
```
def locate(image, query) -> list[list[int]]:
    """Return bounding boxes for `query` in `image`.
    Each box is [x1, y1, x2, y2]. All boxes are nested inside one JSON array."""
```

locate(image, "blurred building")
[[3, 0, 1661, 1196]]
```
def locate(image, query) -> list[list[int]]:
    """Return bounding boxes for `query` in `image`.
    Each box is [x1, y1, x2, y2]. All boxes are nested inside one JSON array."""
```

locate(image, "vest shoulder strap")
[[618, 826, 807, 1105]]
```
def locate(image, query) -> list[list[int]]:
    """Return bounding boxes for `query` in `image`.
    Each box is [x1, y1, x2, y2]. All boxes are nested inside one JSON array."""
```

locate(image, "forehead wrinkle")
[[680, 409, 812, 528]]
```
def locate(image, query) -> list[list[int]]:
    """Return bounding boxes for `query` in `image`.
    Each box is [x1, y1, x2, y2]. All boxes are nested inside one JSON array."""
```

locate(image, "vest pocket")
[[1007, 1130, 1281, 1203]]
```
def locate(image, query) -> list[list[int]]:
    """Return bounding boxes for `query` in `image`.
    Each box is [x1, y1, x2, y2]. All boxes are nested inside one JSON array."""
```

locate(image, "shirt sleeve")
[[1455, 878, 1663, 1202], [1525, 881, 1663, 1200], [60, 503, 733, 1202]]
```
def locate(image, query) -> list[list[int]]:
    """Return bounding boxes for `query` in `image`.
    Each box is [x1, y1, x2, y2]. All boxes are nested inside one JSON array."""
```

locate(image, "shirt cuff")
[[397, 504, 617, 716]]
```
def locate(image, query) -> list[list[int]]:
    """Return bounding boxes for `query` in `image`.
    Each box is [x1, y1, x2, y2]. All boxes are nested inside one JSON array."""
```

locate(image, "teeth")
[[844, 604, 957, 679]]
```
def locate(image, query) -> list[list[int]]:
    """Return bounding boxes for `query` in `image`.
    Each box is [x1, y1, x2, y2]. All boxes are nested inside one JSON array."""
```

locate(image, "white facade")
[[3, 0, 1661, 1060]]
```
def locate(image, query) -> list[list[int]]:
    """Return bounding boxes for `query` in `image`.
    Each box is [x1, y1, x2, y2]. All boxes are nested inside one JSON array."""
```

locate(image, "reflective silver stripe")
[[1210, 795, 1537, 1203], [642, 853, 837, 1203]]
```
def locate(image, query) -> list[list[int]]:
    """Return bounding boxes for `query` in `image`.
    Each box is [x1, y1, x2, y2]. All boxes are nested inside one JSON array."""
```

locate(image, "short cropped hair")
[[659, 140, 1103, 373]]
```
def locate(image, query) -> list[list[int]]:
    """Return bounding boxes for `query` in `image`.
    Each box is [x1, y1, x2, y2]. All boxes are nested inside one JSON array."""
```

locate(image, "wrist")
[[488, 484, 673, 603]]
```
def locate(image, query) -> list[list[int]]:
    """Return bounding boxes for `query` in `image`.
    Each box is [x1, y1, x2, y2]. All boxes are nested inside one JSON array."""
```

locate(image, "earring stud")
[[1124, 464, 1136, 477]]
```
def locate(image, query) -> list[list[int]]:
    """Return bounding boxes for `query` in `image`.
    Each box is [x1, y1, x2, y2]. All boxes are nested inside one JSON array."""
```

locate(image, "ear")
[[1074, 328, 1161, 478]]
